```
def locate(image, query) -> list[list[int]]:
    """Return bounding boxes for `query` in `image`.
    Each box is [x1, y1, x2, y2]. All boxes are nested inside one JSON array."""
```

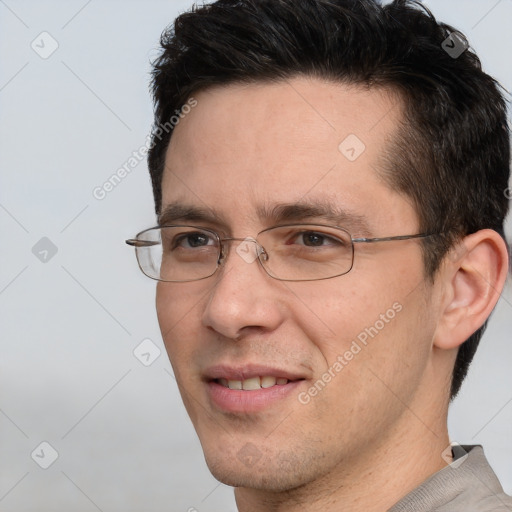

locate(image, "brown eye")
[[301, 232, 326, 246]]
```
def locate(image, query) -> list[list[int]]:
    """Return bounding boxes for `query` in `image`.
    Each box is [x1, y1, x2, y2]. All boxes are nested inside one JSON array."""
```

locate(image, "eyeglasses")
[[126, 224, 435, 282]]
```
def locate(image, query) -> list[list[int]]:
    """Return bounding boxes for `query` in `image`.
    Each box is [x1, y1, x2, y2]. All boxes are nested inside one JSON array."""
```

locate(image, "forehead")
[[162, 77, 415, 233]]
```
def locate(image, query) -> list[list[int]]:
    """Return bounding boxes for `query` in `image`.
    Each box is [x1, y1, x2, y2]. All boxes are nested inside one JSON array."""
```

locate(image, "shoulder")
[[390, 445, 512, 512]]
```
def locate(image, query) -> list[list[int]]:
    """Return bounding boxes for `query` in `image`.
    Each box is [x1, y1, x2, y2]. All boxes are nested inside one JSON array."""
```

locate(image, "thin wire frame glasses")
[[125, 224, 435, 282]]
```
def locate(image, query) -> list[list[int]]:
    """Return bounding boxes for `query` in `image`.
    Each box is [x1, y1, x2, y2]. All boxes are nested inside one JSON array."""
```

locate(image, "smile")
[[204, 365, 307, 413], [216, 376, 290, 390]]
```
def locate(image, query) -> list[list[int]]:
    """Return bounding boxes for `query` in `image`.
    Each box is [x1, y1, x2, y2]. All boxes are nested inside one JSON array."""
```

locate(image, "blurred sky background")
[[1, 1, 511, 511]]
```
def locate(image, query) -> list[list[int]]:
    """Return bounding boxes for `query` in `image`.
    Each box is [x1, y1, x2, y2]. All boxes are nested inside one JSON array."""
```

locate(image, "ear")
[[433, 229, 509, 350]]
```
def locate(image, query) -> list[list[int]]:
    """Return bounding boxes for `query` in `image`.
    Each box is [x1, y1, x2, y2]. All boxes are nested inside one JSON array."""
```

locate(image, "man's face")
[[156, 78, 442, 491]]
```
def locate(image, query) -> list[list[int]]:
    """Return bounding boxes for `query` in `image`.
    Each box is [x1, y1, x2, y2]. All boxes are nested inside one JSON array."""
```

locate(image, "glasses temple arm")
[[125, 239, 161, 247], [352, 233, 437, 243]]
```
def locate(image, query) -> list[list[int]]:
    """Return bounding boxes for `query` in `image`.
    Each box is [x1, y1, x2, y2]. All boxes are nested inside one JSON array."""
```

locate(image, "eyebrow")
[[158, 203, 227, 228], [256, 201, 373, 236], [158, 200, 373, 236]]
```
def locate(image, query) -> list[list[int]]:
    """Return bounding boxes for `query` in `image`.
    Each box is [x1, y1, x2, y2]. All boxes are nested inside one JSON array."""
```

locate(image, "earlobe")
[[433, 229, 509, 350]]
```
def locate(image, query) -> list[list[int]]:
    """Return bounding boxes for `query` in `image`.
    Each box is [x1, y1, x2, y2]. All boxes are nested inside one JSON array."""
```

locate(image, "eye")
[[293, 231, 344, 247], [174, 232, 216, 249]]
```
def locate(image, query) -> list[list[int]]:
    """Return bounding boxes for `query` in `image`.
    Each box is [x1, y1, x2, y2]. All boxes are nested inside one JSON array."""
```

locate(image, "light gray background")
[[0, 1, 511, 511]]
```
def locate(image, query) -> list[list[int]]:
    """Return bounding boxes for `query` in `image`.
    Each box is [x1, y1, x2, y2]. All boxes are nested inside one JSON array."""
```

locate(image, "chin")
[[207, 462, 296, 491], [201, 443, 318, 492]]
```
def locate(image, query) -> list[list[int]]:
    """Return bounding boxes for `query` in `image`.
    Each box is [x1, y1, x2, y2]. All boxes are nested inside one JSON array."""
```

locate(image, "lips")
[[204, 364, 306, 412], [217, 376, 290, 390], [204, 364, 305, 385]]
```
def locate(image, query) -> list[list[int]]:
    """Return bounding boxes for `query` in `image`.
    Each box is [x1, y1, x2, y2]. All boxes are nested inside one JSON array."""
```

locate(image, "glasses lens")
[[258, 225, 354, 281], [135, 226, 220, 282]]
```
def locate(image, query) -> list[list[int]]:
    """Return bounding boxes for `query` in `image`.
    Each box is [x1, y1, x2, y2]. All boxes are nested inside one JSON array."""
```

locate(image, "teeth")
[[219, 376, 289, 390], [242, 377, 261, 390], [228, 380, 242, 390], [260, 376, 277, 388]]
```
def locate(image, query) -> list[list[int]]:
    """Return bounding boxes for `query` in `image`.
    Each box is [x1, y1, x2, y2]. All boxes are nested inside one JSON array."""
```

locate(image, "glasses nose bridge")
[[219, 236, 267, 265]]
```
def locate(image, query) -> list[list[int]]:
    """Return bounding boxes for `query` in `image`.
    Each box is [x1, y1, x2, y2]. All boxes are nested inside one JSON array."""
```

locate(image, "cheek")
[[156, 283, 203, 368], [289, 263, 430, 374], [156, 281, 206, 328], [292, 280, 434, 443], [287, 278, 391, 354], [156, 284, 207, 424]]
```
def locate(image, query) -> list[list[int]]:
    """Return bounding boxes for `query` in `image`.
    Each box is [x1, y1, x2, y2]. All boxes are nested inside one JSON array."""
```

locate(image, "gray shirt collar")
[[389, 445, 512, 511]]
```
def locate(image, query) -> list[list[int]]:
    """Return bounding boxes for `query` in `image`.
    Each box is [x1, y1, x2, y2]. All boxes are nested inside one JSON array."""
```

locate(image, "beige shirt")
[[389, 446, 512, 511]]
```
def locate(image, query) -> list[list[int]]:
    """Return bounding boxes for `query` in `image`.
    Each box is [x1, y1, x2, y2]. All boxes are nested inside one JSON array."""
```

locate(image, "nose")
[[201, 238, 284, 340]]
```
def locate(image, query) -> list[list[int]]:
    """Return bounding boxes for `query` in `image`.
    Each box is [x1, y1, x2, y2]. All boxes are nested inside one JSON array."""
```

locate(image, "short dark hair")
[[148, 0, 510, 398]]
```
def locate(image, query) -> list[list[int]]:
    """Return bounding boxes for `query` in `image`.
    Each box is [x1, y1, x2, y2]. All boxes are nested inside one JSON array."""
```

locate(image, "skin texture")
[[155, 77, 508, 511]]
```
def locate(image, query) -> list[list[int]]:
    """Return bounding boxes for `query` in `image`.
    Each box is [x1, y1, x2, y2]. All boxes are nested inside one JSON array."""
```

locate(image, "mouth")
[[204, 365, 307, 413], [215, 376, 293, 390]]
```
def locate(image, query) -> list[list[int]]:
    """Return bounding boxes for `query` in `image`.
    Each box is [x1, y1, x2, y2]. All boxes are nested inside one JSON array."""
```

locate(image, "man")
[[126, 0, 511, 510]]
